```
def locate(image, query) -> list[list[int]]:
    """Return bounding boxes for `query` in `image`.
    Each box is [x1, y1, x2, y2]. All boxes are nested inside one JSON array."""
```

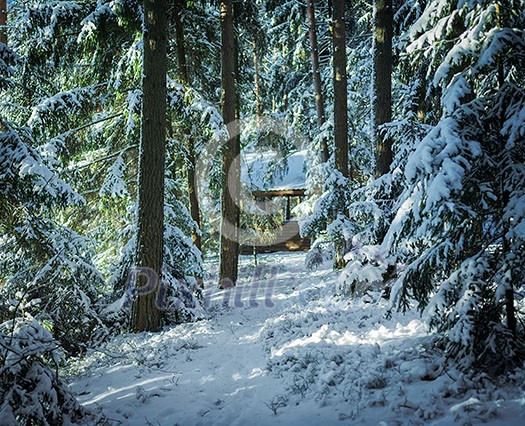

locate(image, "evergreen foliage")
[[339, 0, 525, 372], [1, 0, 213, 418], [1, 3, 524, 421]]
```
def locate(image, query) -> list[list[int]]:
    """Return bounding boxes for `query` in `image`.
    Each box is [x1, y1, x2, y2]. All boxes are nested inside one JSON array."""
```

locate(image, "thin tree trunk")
[[131, 0, 167, 332], [307, 0, 328, 163], [0, 0, 7, 46], [332, 0, 349, 270], [174, 1, 189, 83], [219, 0, 240, 288], [333, 0, 348, 178], [495, 2, 516, 338], [495, 3, 505, 91], [174, 0, 202, 254], [187, 146, 202, 250], [373, 0, 393, 178], [253, 40, 262, 129]]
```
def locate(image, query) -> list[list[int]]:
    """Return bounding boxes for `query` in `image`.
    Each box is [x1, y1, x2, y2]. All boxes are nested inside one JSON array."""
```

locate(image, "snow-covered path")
[[69, 253, 338, 425], [69, 253, 525, 425]]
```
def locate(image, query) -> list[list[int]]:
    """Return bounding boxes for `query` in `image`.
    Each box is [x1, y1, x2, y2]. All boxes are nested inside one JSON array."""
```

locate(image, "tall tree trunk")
[[253, 40, 262, 129], [174, 1, 189, 83], [0, 0, 6, 46], [187, 144, 202, 252], [494, 2, 516, 338], [131, 0, 167, 332], [333, 0, 348, 178], [174, 0, 202, 254], [373, 0, 393, 178], [219, 0, 240, 288], [307, 0, 328, 163], [332, 0, 349, 270]]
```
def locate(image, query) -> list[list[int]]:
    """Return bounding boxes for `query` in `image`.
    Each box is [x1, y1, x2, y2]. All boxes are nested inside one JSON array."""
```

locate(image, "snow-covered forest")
[[1, 0, 524, 424]]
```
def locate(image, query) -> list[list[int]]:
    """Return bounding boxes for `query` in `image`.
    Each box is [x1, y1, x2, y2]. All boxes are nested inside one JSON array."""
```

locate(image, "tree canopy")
[[1, 0, 524, 423]]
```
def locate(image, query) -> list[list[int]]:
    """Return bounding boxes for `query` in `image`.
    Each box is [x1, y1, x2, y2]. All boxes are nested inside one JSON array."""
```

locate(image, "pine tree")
[[253, 45, 262, 127], [131, 0, 168, 332], [219, 0, 240, 288], [307, 0, 328, 163], [332, 0, 348, 180], [173, 0, 203, 255], [330, 0, 350, 268], [340, 0, 525, 372], [373, 0, 393, 177]]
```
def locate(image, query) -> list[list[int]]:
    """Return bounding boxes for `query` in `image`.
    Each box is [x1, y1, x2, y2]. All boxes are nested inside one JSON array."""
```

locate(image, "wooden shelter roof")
[[241, 149, 307, 193], [252, 189, 306, 198]]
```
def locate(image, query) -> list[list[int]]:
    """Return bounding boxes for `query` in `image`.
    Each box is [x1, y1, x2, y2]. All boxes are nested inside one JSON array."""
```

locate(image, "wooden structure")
[[240, 151, 311, 254]]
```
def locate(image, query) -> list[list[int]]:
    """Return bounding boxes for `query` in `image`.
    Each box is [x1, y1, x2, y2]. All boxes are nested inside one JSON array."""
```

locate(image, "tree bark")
[[373, 0, 393, 178], [333, 0, 348, 178], [253, 40, 262, 129], [174, 0, 202, 254], [174, 0, 190, 84], [219, 0, 240, 288], [174, 1, 189, 84], [494, 3, 516, 338], [332, 0, 349, 270], [0, 0, 7, 46], [131, 0, 167, 332], [307, 0, 328, 163], [187, 145, 202, 252]]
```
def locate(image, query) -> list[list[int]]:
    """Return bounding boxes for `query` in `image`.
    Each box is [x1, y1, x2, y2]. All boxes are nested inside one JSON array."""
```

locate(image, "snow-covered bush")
[[0, 318, 103, 425], [160, 268, 206, 324], [337, 244, 397, 299]]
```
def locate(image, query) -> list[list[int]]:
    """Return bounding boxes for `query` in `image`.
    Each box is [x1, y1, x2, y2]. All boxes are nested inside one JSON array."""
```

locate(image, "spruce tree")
[[333, 0, 348, 179], [373, 0, 393, 177], [307, 0, 328, 163], [219, 0, 241, 288], [131, 0, 168, 332]]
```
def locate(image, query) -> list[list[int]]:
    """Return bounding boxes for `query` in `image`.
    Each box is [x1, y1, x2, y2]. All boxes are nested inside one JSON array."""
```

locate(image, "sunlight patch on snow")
[[271, 324, 359, 357], [232, 367, 264, 382], [106, 364, 133, 374], [247, 367, 264, 379], [226, 384, 258, 397], [240, 330, 263, 342], [83, 375, 172, 405], [198, 375, 217, 385], [366, 319, 428, 342]]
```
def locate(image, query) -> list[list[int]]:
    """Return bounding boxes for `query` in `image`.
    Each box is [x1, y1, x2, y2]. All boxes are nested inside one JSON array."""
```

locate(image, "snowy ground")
[[68, 252, 525, 425]]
